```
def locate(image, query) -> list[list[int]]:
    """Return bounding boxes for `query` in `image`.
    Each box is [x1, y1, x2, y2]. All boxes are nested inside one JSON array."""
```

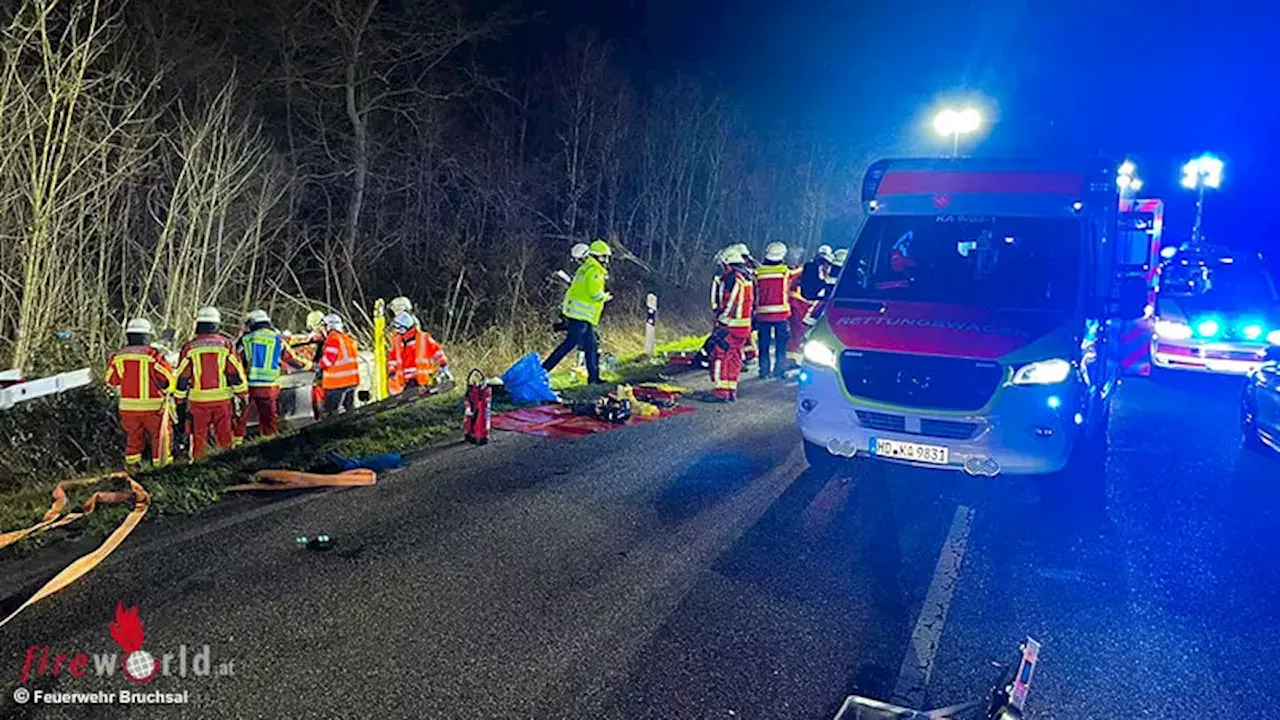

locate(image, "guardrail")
[[0, 368, 94, 412]]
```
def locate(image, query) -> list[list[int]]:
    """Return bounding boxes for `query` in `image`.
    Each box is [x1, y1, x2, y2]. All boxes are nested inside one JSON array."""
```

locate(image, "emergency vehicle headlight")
[[803, 340, 838, 369], [1011, 358, 1072, 386], [1153, 319, 1192, 340], [1195, 319, 1221, 338], [1242, 324, 1264, 341], [1269, 329, 1280, 346]]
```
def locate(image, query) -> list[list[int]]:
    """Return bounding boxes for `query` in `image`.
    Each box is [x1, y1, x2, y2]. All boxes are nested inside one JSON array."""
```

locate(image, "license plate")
[[871, 437, 950, 465]]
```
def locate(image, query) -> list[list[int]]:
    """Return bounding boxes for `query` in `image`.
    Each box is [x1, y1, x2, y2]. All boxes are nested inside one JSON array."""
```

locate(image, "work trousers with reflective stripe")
[[120, 409, 166, 466], [323, 386, 356, 416], [233, 386, 281, 442], [786, 296, 814, 360], [710, 326, 749, 399], [756, 320, 790, 378], [190, 400, 234, 459]]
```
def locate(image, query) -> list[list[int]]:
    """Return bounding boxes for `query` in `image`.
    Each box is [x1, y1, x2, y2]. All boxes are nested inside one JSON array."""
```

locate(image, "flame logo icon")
[[109, 602, 158, 684]]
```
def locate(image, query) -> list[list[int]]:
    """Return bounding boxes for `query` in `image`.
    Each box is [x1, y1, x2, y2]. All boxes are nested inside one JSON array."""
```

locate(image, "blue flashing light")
[[1047, 395, 1062, 410], [1073, 412, 1084, 425], [1160, 246, 1178, 259], [1243, 324, 1264, 341], [1196, 319, 1221, 338], [798, 370, 811, 385], [1071, 201, 1084, 212]]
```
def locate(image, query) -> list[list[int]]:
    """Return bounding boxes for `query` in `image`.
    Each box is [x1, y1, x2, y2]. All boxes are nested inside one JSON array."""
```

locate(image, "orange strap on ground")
[[0, 473, 151, 628], [224, 468, 377, 491]]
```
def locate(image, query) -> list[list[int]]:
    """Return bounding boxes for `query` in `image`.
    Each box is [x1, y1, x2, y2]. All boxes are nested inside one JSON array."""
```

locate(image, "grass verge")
[[0, 320, 708, 554]]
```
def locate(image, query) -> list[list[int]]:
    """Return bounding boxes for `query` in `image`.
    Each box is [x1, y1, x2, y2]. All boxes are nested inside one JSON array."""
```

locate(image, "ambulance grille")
[[839, 351, 1003, 412]]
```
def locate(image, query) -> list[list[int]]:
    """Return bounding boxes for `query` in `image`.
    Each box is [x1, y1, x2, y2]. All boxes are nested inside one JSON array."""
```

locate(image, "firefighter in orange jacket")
[[394, 312, 450, 390], [754, 241, 797, 379], [704, 246, 754, 402], [174, 307, 248, 459], [317, 313, 360, 415], [105, 318, 176, 468]]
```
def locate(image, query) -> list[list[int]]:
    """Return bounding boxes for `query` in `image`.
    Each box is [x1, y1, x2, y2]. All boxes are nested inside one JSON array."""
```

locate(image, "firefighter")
[[803, 248, 847, 328], [543, 239, 612, 383], [317, 313, 360, 416], [702, 245, 754, 402], [299, 310, 327, 420], [387, 318, 407, 396], [754, 242, 795, 379], [395, 312, 450, 390], [786, 245, 835, 366], [105, 318, 175, 468], [174, 307, 248, 459], [692, 247, 732, 369], [234, 309, 311, 443]]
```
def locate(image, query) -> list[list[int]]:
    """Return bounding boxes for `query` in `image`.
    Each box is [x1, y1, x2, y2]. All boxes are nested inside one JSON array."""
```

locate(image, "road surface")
[[2, 370, 1278, 718]]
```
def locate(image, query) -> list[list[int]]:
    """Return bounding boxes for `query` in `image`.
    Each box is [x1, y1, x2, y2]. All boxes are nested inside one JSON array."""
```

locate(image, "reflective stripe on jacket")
[[105, 346, 174, 412], [175, 335, 248, 403], [753, 263, 794, 321], [319, 331, 360, 390], [561, 256, 608, 325], [716, 269, 754, 328], [401, 327, 447, 384]]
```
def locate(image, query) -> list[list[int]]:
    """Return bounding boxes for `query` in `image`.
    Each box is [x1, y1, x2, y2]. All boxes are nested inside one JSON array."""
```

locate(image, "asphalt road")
[[2, 369, 1278, 718]]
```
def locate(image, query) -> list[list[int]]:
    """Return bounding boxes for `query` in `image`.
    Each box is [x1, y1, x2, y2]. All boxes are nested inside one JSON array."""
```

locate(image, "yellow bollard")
[[373, 299, 388, 401]]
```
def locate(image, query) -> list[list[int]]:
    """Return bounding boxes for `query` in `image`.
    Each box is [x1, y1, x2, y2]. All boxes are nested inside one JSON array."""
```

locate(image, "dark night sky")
[[529, 0, 1280, 253]]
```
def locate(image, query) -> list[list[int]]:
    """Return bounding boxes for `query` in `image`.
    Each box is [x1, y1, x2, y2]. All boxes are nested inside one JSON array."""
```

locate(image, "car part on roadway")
[[828, 637, 1041, 720]]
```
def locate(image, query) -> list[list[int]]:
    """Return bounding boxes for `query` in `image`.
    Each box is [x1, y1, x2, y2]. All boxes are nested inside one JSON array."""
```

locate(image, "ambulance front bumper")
[[795, 364, 1084, 477]]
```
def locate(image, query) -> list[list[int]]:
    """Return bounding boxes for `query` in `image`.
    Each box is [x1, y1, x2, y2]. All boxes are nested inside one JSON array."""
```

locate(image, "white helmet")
[[570, 243, 590, 261], [391, 312, 415, 332], [322, 314, 344, 332], [125, 318, 153, 335], [817, 244, 834, 262], [732, 242, 752, 259], [246, 309, 270, 325], [389, 296, 413, 314], [764, 242, 787, 262], [721, 246, 747, 265], [306, 310, 325, 331], [196, 306, 221, 325], [832, 249, 848, 268]]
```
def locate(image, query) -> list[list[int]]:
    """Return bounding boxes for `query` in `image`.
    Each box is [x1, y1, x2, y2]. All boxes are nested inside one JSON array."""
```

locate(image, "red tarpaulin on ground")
[[492, 403, 695, 440]]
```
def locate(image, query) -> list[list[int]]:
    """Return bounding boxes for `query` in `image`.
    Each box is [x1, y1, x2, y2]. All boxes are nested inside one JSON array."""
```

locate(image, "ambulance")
[[796, 158, 1147, 480]]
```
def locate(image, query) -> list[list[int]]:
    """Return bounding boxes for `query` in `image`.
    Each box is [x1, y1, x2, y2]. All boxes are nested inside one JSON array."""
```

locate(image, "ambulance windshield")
[[835, 215, 1081, 312]]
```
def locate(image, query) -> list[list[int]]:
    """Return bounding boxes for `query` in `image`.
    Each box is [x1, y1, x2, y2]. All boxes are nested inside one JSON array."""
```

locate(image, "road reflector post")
[[645, 293, 658, 356]]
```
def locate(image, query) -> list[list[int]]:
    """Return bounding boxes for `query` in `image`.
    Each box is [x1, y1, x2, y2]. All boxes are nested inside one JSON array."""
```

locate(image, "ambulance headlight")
[[1012, 358, 1072, 386], [1269, 329, 1280, 346], [803, 340, 838, 369]]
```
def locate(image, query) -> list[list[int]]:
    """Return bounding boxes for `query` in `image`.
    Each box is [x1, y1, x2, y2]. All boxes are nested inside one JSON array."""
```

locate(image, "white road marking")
[[890, 504, 975, 709]]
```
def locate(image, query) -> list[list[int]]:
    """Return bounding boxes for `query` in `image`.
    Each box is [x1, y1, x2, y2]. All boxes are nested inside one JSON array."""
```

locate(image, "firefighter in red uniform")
[[174, 307, 248, 459], [754, 241, 795, 379], [787, 244, 834, 366], [702, 246, 754, 402], [105, 318, 176, 468]]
